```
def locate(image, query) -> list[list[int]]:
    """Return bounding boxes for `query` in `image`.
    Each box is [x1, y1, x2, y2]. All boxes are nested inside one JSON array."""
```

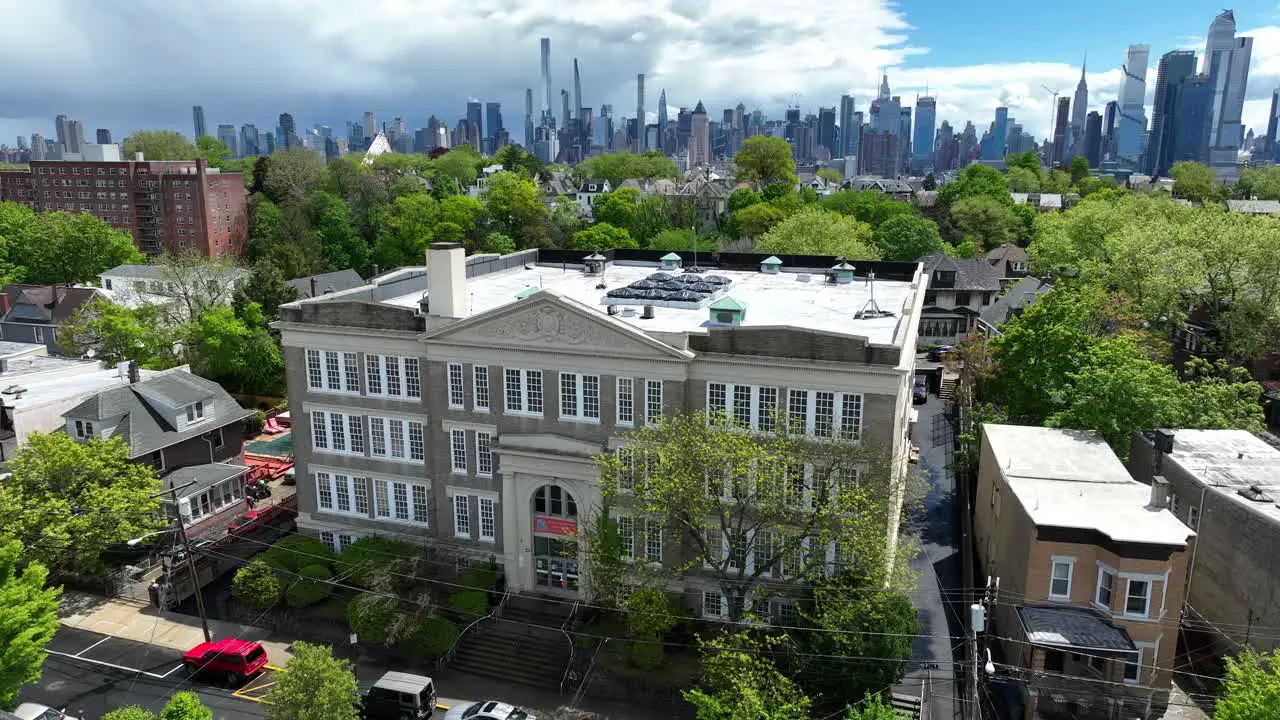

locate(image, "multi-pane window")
[[645, 380, 663, 425], [369, 417, 423, 461], [559, 372, 601, 420], [840, 394, 863, 439], [702, 591, 725, 619], [479, 497, 496, 541], [453, 494, 471, 537], [448, 363, 465, 408], [473, 366, 490, 411], [320, 531, 359, 553], [616, 446, 647, 491], [372, 478, 429, 525], [754, 531, 776, 576], [311, 411, 364, 454], [1096, 568, 1116, 608], [758, 387, 778, 432], [708, 383, 727, 423], [706, 382, 780, 431], [1125, 579, 1151, 617], [777, 388, 865, 439], [1050, 559, 1074, 599], [733, 385, 753, 427], [504, 369, 544, 415], [617, 516, 635, 557], [315, 472, 368, 516], [450, 429, 468, 473], [814, 391, 835, 438], [644, 518, 663, 563], [308, 350, 359, 393], [1123, 649, 1142, 684], [616, 377, 634, 425], [476, 432, 494, 476], [366, 355, 420, 399], [788, 389, 809, 432]]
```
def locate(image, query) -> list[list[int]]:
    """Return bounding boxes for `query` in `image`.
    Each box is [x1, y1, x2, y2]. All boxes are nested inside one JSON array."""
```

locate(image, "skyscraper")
[[981, 106, 1008, 162], [657, 89, 669, 153], [279, 113, 297, 150], [690, 101, 710, 166], [96, 129, 112, 145], [913, 96, 937, 172], [1102, 100, 1119, 160], [30, 133, 45, 161], [540, 38, 553, 125], [192, 106, 207, 139], [467, 101, 483, 143], [573, 58, 583, 123], [1267, 89, 1280, 160], [1115, 44, 1150, 170], [525, 89, 535, 148], [1052, 96, 1071, 165], [635, 74, 645, 152], [241, 124, 260, 156], [1083, 111, 1103, 168], [935, 120, 955, 171], [816, 107, 836, 157], [1070, 58, 1088, 158], [217, 124, 239, 157], [1166, 74, 1214, 174], [597, 104, 613, 148], [561, 90, 571, 134], [486, 102, 503, 144], [362, 112, 376, 141], [1145, 50, 1199, 176], [54, 114, 69, 154], [839, 95, 857, 158], [1202, 10, 1252, 171]]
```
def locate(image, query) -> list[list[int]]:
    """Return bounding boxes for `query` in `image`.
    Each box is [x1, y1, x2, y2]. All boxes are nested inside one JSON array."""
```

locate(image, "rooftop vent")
[[641, 305, 655, 319], [516, 287, 542, 300], [660, 253, 682, 270], [831, 261, 856, 284], [607, 305, 619, 316], [1238, 485, 1273, 503], [760, 256, 783, 274], [583, 252, 607, 276], [709, 296, 747, 326], [1, 385, 25, 395], [796, 274, 811, 283]]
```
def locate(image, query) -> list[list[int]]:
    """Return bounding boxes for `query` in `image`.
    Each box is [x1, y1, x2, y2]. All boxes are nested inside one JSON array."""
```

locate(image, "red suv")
[[182, 638, 268, 682]]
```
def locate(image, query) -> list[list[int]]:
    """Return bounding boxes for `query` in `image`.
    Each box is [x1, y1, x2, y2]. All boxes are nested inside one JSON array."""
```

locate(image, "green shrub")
[[232, 560, 283, 609], [404, 616, 457, 661], [449, 589, 489, 619], [625, 638, 664, 670], [101, 706, 156, 720], [461, 564, 501, 591], [285, 564, 333, 608], [246, 411, 266, 435], [336, 536, 419, 587], [262, 535, 336, 573], [347, 594, 397, 645]]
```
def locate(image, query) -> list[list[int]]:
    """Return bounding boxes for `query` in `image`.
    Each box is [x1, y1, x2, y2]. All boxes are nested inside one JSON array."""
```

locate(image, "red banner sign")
[[534, 515, 578, 536]]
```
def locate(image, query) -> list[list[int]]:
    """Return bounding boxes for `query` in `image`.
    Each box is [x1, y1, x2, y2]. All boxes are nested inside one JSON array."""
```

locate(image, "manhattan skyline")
[[1, 1, 1278, 145]]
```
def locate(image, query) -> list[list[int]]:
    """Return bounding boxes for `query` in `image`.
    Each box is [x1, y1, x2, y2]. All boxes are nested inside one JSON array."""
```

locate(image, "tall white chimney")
[[427, 242, 466, 319], [134, 151, 144, 161]]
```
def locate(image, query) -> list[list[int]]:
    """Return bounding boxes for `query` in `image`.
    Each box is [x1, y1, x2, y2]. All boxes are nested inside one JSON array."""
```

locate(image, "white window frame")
[[559, 372, 601, 422], [616, 377, 634, 426], [476, 431, 494, 476], [1049, 556, 1074, 600], [73, 419, 94, 439], [1122, 647, 1143, 684], [478, 496, 496, 542], [310, 410, 365, 455], [473, 365, 490, 411], [705, 381, 781, 431], [1187, 505, 1199, 530], [1095, 565, 1116, 610], [450, 428, 468, 474], [368, 417, 422, 461], [309, 350, 360, 394], [448, 362, 465, 409], [366, 355, 420, 399], [371, 477, 430, 526], [1124, 578, 1152, 619], [784, 388, 863, 439], [645, 379, 663, 425], [701, 590, 727, 619], [617, 514, 635, 558], [504, 368, 544, 416], [453, 493, 471, 538], [314, 471, 369, 517]]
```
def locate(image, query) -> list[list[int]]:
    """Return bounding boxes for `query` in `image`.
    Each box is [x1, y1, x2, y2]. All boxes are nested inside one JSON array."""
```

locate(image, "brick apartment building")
[[0, 158, 247, 258]]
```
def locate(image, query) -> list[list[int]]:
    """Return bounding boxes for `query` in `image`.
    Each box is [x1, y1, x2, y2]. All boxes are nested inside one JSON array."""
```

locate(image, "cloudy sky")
[[1, 0, 1278, 147]]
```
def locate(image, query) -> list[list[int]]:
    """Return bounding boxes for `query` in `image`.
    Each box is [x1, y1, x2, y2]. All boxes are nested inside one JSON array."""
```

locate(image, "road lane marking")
[[158, 664, 185, 678], [46, 650, 170, 679], [74, 637, 112, 657]]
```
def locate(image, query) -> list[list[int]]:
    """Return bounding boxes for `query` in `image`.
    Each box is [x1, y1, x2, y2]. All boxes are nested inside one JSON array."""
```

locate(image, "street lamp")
[[126, 529, 175, 546], [143, 480, 212, 643]]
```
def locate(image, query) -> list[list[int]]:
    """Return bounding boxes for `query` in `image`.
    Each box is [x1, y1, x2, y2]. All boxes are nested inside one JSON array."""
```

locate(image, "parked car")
[[926, 345, 954, 362], [443, 701, 533, 720], [13, 704, 80, 720], [182, 638, 268, 683], [360, 671, 437, 720], [913, 376, 928, 404]]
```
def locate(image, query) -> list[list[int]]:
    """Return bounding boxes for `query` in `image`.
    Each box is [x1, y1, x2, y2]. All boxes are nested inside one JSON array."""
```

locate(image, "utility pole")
[[969, 576, 1000, 720], [160, 480, 212, 643]]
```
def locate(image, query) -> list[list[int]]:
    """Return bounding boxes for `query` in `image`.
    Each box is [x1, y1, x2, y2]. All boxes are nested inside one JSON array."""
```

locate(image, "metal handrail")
[[439, 587, 509, 669], [558, 600, 581, 694], [571, 637, 608, 706]]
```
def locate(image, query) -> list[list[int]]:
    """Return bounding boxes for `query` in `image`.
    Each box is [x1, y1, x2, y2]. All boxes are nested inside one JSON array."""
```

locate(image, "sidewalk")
[[57, 591, 295, 664]]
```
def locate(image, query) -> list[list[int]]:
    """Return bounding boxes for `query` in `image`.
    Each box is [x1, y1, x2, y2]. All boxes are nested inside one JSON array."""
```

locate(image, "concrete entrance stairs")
[[939, 375, 959, 401], [890, 692, 923, 719], [450, 594, 575, 688]]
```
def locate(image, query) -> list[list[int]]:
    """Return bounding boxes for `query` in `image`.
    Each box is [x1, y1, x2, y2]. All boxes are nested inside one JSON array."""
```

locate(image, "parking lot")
[[46, 626, 187, 680]]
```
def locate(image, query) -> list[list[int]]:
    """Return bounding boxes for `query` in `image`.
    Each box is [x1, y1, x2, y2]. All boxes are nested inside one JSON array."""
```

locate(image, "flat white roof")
[[1159, 429, 1280, 525], [383, 262, 916, 346], [983, 424, 1194, 546]]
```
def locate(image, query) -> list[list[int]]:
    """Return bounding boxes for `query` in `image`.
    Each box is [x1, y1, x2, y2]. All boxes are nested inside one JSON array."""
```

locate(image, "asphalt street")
[[27, 627, 267, 719]]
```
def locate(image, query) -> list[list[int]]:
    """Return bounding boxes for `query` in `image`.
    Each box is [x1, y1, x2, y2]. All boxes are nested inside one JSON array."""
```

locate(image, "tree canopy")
[[0, 203, 144, 285], [0, 538, 61, 710], [266, 641, 361, 720], [735, 137, 798, 187], [1215, 650, 1280, 720], [573, 152, 680, 187], [122, 130, 195, 161], [1170, 161, 1222, 203], [683, 631, 812, 720], [872, 214, 945, 261], [570, 222, 637, 250], [757, 208, 880, 260]]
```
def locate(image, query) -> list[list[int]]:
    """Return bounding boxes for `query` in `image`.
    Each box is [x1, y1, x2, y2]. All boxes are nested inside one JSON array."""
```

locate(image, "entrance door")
[[531, 485, 580, 592]]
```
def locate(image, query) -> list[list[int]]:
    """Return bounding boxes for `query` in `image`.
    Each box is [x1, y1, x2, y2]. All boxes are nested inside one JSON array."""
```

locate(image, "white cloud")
[[0, 1, 1276, 149]]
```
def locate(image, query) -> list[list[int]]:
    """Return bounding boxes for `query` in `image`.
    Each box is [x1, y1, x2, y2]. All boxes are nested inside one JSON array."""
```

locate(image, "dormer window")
[[73, 419, 94, 439], [186, 401, 205, 423]]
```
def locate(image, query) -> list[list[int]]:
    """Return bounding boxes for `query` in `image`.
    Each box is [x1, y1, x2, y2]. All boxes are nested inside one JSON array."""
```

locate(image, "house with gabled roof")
[[915, 253, 1003, 343], [0, 284, 103, 354]]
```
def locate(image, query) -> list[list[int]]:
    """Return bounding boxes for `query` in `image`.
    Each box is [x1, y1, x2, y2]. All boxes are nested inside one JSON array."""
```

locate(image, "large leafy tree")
[[949, 195, 1020, 250], [195, 136, 234, 169], [311, 191, 369, 275], [234, 261, 300, 320], [593, 412, 897, 621], [375, 193, 438, 268], [147, 252, 244, 323], [683, 631, 811, 720], [482, 171, 548, 246], [1170, 161, 1222, 203], [186, 304, 284, 395], [872, 214, 945, 261], [494, 145, 543, 178], [1006, 166, 1041, 192], [432, 145, 482, 192], [591, 188, 641, 231], [266, 641, 361, 720], [758, 208, 880, 260], [56, 299, 182, 368], [820, 190, 916, 229], [0, 539, 61, 710], [0, 433, 165, 575], [1215, 650, 1280, 720], [573, 151, 679, 187], [734, 203, 787, 238], [735, 136, 798, 187], [1238, 166, 1280, 201], [265, 149, 327, 207], [10, 210, 143, 285], [101, 692, 214, 720], [937, 163, 1009, 206], [570, 222, 637, 250], [122, 130, 195, 161]]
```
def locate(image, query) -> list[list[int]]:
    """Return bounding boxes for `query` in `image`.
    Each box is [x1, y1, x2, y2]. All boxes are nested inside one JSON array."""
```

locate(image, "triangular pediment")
[[421, 289, 693, 360], [495, 433, 604, 458]]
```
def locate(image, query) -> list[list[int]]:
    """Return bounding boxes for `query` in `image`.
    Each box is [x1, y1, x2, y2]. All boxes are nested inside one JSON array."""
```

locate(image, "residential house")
[[976, 424, 1194, 720], [796, 173, 838, 197], [915, 253, 1002, 344], [1010, 193, 1071, 211], [0, 343, 158, 463], [1225, 199, 1280, 215], [985, 244, 1030, 281], [975, 277, 1053, 337], [287, 269, 366, 300], [538, 171, 578, 208], [574, 178, 612, 215], [841, 176, 914, 201], [62, 368, 256, 531], [1128, 429, 1280, 663], [98, 263, 248, 312], [273, 244, 926, 612], [0, 284, 102, 354]]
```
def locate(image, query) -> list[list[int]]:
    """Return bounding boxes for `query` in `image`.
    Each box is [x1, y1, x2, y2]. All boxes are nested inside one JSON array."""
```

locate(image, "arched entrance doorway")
[[531, 484, 580, 593]]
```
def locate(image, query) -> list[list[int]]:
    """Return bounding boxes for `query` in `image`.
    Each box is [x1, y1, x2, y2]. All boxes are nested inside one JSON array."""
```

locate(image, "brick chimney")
[[0, 290, 10, 318], [309, 276, 318, 298]]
